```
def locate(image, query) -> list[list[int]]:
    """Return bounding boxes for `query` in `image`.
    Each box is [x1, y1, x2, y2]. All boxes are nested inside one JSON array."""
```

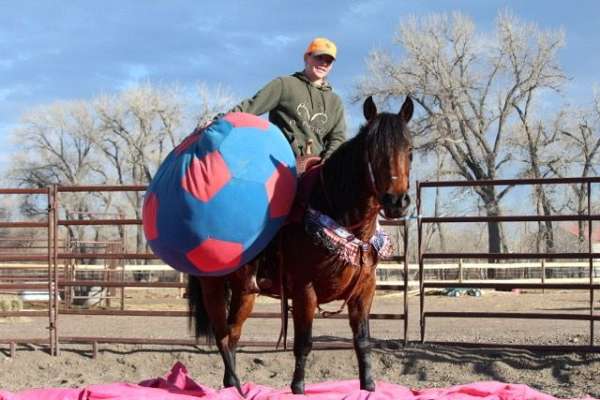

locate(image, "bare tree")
[[511, 108, 569, 252], [9, 101, 101, 187], [91, 84, 185, 256], [7, 100, 103, 243], [552, 93, 600, 249], [93, 83, 237, 185], [8, 82, 237, 257], [93, 84, 186, 184], [92, 83, 236, 255], [195, 83, 237, 128], [356, 11, 566, 258]]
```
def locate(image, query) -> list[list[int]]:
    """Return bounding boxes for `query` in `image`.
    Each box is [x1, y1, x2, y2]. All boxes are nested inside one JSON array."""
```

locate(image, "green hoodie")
[[230, 72, 346, 158]]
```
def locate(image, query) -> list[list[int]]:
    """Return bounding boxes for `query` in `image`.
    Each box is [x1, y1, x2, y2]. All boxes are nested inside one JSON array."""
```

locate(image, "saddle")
[[253, 153, 321, 291], [247, 152, 322, 294], [287, 154, 322, 224]]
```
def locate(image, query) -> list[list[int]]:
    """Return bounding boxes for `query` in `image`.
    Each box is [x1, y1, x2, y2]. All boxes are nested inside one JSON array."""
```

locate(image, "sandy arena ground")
[[1, 288, 600, 398]]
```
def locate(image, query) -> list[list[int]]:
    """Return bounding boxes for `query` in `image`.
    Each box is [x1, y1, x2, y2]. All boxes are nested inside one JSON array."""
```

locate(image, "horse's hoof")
[[235, 385, 245, 397], [229, 381, 245, 398], [361, 380, 376, 392], [291, 381, 305, 394], [224, 377, 242, 392]]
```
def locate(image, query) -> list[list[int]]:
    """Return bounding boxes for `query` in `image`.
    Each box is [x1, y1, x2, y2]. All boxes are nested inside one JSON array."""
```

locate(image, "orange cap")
[[305, 37, 337, 59]]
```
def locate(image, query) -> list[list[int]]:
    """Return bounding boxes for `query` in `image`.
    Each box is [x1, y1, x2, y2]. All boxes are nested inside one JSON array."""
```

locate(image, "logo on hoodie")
[[296, 103, 328, 135]]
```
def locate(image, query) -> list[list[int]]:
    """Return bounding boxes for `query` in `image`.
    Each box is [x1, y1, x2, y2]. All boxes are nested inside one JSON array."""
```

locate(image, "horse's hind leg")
[[199, 277, 242, 393], [347, 278, 376, 391], [290, 285, 317, 394]]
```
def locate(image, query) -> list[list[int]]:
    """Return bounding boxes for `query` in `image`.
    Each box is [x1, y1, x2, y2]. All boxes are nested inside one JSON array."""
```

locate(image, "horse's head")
[[362, 95, 413, 219]]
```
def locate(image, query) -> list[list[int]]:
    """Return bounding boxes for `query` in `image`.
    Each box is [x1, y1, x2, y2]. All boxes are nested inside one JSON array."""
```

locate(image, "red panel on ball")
[[182, 151, 231, 202], [142, 193, 159, 240], [186, 238, 244, 273], [224, 112, 269, 130], [265, 162, 296, 218]]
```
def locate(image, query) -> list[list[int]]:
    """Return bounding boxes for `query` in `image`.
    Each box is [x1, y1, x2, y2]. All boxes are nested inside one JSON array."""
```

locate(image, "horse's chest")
[[282, 225, 375, 301]]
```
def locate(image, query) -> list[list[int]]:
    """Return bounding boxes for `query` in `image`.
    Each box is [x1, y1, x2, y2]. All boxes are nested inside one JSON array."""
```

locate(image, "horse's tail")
[[187, 275, 212, 341]]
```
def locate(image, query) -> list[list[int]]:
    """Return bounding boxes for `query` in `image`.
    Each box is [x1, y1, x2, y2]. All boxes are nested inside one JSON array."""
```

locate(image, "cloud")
[[0, 84, 35, 102], [128, 64, 151, 80], [0, 122, 19, 179], [0, 50, 55, 72], [1, 0, 599, 171], [0, 88, 14, 102], [0, 59, 14, 69], [260, 34, 299, 48], [189, 15, 224, 33], [346, 0, 387, 18], [116, 64, 153, 90]]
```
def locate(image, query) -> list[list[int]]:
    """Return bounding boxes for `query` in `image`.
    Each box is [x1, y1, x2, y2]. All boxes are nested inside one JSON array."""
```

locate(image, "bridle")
[[319, 119, 410, 229], [367, 154, 395, 220], [366, 130, 412, 220]]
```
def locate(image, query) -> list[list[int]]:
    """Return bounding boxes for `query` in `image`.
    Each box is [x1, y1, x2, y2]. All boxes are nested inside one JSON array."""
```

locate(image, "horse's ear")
[[363, 96, 377, 121], [398, 96, 414, 123]]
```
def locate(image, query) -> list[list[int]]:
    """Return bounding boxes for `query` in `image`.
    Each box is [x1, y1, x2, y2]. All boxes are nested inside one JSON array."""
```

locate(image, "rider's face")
[[304, 53, 335, 83]]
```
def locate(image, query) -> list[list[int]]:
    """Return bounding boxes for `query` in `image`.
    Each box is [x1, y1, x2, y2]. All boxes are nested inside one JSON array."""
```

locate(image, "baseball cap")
[[305, 37, 337, 60]]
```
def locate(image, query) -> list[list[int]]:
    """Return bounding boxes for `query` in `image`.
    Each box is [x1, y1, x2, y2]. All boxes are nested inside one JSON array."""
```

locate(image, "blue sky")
[[1, 0, 599, 172]]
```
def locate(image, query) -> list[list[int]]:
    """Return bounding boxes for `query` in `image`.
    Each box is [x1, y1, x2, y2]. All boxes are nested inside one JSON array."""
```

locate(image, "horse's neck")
[[313, 162, 379, 242]]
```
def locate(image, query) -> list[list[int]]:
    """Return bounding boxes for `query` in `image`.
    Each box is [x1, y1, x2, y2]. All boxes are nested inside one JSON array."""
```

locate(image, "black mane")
[[311, 111, 411, 224]]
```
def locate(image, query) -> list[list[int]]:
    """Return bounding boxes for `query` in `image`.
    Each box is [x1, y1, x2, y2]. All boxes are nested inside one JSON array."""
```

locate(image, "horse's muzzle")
[[380, 192, 410, 219]]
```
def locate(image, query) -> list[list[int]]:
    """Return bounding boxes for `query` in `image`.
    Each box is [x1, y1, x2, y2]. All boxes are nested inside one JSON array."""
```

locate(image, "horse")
[[187, 95, 414, 395]]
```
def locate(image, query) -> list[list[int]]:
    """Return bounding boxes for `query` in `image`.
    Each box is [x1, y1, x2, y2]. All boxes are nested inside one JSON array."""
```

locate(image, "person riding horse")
[[228, 37, 347, 292], [229, 37, 346, 159]]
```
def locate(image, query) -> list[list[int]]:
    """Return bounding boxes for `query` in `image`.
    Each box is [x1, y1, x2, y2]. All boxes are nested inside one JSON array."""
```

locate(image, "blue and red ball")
[[142, 113, 297, 276]]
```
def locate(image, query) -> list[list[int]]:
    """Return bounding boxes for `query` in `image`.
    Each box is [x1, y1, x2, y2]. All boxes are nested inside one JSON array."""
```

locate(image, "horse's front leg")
[[290, 284, 317, 394], [347, 275, 376, 391], [225, 267, 258, 385], [199, 278, 242, 394]]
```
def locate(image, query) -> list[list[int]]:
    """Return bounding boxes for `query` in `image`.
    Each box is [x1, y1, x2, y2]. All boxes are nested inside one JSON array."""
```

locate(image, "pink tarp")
[[0, 362, 594, 400]]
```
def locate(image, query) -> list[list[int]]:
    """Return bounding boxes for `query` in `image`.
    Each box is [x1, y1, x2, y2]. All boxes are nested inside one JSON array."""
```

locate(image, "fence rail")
[[0, 183, 409, 356], [0, 177, 598, 356], [416, 177, 598, 347]]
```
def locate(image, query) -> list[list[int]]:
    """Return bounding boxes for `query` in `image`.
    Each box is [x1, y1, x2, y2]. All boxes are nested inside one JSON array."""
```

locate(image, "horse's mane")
[[314, 112, 411, 223]]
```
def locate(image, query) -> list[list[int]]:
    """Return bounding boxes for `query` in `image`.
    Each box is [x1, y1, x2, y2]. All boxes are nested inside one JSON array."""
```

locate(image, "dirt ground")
[[1, 288, 600, 398]]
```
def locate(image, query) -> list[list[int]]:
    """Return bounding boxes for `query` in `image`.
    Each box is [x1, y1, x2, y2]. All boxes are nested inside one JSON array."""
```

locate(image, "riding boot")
[[244, 273, 260, 294], [258, 277, 273, 290], [243, 266, 261, 294], [243, 266, 274, 294]]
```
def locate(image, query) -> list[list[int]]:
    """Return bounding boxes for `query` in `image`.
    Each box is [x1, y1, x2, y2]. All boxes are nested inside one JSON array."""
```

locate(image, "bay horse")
[[187, 95, 413, 395]]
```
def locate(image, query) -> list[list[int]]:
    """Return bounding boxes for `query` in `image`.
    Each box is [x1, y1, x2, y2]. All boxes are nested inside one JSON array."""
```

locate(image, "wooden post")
[[179, 273, 185, 298], [541, 259, 545, 294], [92, 341, 98, 359]]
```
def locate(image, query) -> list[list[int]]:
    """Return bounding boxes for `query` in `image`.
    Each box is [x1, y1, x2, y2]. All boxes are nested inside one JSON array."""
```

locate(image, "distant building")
[[563, 224, 600, 277], [563, 224, 600, 252]]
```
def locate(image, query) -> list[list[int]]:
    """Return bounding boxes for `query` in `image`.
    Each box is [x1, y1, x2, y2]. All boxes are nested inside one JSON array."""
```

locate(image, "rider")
[[230, 37, 347, 293], [230, 37, 346, 159]]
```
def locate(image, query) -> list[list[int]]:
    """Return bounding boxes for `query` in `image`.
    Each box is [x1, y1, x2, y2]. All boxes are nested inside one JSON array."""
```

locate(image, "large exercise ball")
[[142, 112, 297, 276]]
